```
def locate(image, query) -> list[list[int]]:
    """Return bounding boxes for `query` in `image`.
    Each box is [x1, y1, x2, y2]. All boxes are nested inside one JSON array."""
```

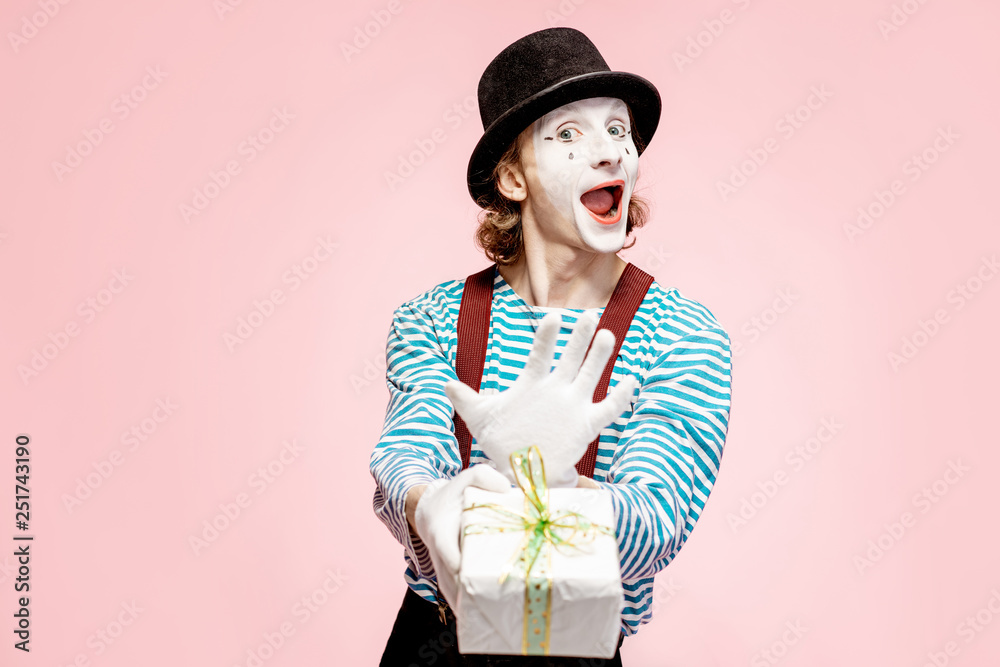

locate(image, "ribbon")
[[461, 445, 614, 655]]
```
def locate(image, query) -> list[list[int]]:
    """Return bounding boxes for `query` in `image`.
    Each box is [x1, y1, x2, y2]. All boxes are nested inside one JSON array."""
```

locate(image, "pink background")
[[3, 0, 999, 665]]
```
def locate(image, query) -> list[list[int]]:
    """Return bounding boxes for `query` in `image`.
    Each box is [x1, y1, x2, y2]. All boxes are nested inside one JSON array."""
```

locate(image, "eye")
[[557, 127, 579, 141], [608, 123, 627, 138]]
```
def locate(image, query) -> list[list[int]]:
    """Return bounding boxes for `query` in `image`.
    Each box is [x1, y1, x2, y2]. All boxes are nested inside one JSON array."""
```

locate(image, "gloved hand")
[[444, 310, 639, 489], [413, 464, 512, 609]]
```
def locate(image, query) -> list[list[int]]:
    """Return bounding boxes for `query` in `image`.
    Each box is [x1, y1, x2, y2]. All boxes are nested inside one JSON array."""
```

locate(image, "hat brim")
[[466, 71, 661, 206]]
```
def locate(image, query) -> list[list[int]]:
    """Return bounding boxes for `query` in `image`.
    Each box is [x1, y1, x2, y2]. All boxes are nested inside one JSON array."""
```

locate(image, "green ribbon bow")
[[461, 445, 614, 655]]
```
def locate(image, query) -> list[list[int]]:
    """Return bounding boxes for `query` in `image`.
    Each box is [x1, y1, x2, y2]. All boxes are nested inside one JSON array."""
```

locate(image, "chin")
[[578, 224, 626, 254]]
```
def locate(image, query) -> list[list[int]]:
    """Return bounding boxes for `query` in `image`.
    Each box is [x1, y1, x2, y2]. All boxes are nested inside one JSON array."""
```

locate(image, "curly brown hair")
[[473, 105, 651, 266]]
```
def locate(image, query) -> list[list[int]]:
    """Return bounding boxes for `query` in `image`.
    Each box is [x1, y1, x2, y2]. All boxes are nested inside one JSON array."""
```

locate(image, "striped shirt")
[[370, 264, 732, 636]]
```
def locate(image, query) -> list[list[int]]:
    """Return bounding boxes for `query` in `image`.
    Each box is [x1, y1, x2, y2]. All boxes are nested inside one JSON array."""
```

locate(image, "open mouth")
[[580, 180, 624, 224]]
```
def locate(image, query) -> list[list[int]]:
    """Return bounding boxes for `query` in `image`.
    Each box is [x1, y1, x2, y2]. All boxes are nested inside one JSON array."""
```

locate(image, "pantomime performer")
[[371, 27, 733, 666]]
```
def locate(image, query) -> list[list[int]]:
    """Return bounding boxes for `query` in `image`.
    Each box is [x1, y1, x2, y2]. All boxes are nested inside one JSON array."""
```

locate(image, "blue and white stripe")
[[370, 265, 732, 636]]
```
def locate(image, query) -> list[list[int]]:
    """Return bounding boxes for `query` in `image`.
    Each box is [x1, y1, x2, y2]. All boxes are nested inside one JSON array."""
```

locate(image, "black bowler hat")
[[467, 27, 661, 206]]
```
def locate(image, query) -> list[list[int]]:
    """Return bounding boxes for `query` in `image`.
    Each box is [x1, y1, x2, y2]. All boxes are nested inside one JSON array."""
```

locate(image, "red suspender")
[[453, 264, 498, 470], [454, 262, 654, 478], [574, 263, 654, 478]]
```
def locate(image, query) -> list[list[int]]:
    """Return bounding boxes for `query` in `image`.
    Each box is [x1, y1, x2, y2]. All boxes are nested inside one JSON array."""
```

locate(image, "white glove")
[[444, 310, 639, 489], [413, 464, 512, 608]]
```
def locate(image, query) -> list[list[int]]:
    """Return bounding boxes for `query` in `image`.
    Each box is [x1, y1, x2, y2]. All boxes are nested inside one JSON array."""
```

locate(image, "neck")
[[498, 247, 626, 309]]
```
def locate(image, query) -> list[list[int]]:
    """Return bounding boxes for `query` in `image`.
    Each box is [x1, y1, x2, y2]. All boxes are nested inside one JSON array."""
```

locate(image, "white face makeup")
[[528, 96, 639, 254]]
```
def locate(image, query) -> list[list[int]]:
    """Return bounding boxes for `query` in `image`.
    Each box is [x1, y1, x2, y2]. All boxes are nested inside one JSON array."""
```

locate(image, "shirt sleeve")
[[369, 301, 464, 581], [595, 326, 732, 581]]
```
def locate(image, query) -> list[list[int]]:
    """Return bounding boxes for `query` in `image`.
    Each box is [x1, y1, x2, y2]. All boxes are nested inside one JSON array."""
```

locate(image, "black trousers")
[[380, 587, 625, 667]]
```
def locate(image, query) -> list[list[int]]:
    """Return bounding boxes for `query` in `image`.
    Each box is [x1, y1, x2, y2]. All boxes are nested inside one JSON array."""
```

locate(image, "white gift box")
[[456, 485, 623, 658]]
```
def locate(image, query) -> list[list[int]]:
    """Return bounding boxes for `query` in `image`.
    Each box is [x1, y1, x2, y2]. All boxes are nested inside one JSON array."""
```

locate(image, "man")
[[371, 27, 733, 666]]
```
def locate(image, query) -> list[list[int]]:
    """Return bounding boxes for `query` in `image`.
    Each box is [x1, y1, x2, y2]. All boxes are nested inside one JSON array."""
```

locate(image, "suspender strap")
[[453, 264, 497, 470], [575, 262, 654, 478], [454, 262, 654, 478]]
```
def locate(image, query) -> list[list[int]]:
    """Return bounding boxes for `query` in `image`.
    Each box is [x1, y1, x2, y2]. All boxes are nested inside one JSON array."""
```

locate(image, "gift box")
[[455, 447, 623, 658]]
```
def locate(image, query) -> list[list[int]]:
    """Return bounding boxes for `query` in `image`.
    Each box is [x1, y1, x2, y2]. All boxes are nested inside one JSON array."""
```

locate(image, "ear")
[[496, 158, 527, 202], [496, 130, 530, 203]]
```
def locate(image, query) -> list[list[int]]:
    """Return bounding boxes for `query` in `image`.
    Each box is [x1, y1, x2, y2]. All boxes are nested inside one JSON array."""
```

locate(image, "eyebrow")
[[545, 102, 629, 124]]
